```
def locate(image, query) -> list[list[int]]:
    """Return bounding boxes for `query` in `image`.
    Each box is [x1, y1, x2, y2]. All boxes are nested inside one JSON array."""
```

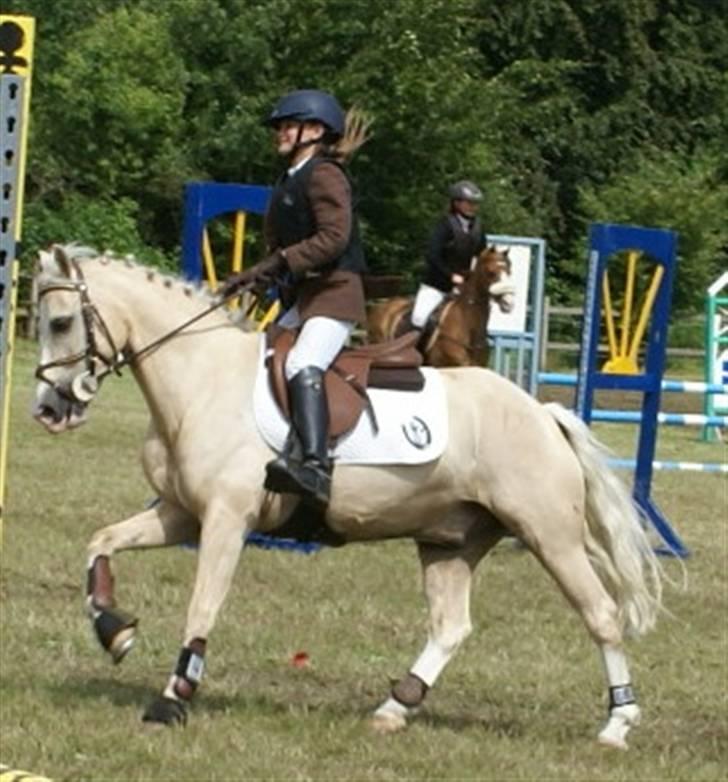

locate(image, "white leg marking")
[[410, 638, 457, 687], [598, 644, 640, 749]]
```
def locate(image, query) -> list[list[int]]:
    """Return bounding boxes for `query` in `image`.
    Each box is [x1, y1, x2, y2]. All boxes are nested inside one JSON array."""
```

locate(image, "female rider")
[[221, 90, 368, 507]]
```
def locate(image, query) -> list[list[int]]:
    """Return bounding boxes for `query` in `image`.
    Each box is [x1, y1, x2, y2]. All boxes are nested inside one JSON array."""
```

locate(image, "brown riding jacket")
[[264, 157, 367, 324]]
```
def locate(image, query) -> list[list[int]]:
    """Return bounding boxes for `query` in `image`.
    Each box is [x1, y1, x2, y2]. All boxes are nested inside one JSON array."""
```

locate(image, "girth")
[[266, 327, 425, 441]]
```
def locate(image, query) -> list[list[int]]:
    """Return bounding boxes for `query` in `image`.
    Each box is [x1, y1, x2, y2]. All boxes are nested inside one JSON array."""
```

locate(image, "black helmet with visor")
[[265, 90, 345, 140], [448, 180, 483, 203]]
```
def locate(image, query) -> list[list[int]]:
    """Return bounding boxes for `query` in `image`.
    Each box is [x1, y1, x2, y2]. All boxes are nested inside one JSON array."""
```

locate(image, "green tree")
[[575, 148, 728, 312], [474, 0, 728, 291], [5, 0, 728, 311]]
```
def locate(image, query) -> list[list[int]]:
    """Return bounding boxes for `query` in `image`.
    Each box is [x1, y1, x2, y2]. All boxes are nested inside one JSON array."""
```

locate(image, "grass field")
[[1, 338, 726, 781]]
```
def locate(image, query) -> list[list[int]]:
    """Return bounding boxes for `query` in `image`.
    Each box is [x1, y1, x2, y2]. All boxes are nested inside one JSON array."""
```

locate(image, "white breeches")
[[278, 307, 355, 380], [411, 284, 446, 328]]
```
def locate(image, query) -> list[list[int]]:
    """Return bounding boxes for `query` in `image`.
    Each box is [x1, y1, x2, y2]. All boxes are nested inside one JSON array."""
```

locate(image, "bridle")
[[35, 260, 125, 403], [35, 258, 250, 404], [426, 252, 512, 358]]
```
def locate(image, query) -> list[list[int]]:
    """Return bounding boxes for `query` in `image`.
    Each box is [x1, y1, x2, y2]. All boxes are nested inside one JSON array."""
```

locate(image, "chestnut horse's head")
[[468, 245, 515, 314]]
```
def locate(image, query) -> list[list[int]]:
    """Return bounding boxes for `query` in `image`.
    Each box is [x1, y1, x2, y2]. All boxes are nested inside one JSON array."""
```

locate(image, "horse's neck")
[[89, 263, 258, 437], [460, 274, 488, 307], [454, 274, 490, 330]]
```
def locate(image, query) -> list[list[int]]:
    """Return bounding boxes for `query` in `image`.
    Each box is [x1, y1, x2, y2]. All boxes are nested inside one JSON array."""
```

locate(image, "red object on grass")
[[291, 651, 310, 668]]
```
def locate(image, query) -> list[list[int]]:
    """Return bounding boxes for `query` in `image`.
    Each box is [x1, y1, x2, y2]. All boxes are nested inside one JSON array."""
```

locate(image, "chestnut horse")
[[32, 244, 662, 747], [367, 246, 514, 367]]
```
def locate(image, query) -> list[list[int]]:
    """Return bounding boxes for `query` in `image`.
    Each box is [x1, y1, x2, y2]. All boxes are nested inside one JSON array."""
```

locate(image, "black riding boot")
[[265, 366, 332, 505]]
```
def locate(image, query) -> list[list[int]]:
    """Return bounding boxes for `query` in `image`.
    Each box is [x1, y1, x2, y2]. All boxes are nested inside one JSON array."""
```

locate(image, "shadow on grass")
[[47, 675, 166, 710], [419, 710, 525, 737], [46, 674, 252, 715], [46, 671, 520, 736]]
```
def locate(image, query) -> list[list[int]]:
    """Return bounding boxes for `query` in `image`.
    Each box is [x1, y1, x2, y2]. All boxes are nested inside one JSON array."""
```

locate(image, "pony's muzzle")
[[32, 381, 89, 433], [489, 279, 516, 314]]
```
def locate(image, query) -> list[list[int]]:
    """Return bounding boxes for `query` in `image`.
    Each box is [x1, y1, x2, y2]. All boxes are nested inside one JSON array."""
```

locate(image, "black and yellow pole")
[[0, 23, 52, 782], [0, 14, 35, 537], [0, 763, 53, 782]]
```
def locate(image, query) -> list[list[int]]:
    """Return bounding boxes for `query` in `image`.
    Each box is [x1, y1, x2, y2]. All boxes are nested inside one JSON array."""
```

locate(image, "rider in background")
[[411, 180, 486, 331], [220, 89, 369, 507]]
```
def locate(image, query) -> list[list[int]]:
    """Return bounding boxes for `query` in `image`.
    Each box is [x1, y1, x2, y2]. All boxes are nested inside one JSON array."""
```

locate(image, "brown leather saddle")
[[266, 327, 425, 441]]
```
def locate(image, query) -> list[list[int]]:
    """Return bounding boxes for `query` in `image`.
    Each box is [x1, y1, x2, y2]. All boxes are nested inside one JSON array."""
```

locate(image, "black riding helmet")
[[449, 180, 483, 202], [264, 89, 346, 140]]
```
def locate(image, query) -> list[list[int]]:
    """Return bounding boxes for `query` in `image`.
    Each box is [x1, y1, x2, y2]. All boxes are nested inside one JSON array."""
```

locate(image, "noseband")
[[35, 259, 125, 403]]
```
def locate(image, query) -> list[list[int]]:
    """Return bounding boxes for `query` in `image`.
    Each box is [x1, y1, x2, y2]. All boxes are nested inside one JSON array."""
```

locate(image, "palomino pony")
[[32, 244, 662, 746], [367, 245, 514, 367]]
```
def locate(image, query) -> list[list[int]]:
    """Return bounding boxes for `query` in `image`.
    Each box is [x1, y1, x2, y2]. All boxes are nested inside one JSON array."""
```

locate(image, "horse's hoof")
[[93, 607, 138, 664], [109, 625, 136, 664], [598, 703, 639, 750], [598, 733, 629, 751], [369, 711, 407, 735], [142, 696, 188, 727]]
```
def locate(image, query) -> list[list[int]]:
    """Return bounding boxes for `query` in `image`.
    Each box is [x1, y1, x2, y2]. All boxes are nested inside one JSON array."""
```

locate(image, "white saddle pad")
[[253, 338, 448, 465]]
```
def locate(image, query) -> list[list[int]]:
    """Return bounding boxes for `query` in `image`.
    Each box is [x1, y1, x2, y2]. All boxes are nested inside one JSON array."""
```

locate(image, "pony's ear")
[[36, 248, 54, 275], [51, 244, 73, 278]]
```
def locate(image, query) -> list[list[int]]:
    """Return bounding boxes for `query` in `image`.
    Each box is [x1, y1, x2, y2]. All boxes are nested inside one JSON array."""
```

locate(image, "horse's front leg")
[[87, 500, 199, 663], [142, 498, 257, 727], [372, 529, 500, 733]]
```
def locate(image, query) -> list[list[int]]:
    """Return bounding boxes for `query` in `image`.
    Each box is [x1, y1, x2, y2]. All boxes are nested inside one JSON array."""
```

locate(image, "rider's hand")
[[451, 273, 465, 286], [219, 251, 287, 297]]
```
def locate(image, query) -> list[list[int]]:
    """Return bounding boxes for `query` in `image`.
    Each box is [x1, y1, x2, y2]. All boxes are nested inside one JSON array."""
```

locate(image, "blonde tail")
[[545, 403, 664, 637]]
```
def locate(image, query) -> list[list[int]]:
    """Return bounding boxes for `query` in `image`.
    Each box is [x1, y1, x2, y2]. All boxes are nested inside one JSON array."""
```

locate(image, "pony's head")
[[474, 246, 515, 314], [32, 244, 118, 433]]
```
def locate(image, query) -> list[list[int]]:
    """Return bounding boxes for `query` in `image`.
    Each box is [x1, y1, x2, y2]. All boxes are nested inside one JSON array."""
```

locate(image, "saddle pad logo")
[[402, 416, 432, 449]]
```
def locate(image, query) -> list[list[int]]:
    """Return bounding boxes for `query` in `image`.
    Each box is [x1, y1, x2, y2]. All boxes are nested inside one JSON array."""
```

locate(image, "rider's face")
[[273, 120, 325, 161], [453, 199, 480, 218]]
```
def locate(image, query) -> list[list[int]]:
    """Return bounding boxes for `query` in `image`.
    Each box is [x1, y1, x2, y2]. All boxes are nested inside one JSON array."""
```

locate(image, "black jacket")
[[423, 213, 485, 292]]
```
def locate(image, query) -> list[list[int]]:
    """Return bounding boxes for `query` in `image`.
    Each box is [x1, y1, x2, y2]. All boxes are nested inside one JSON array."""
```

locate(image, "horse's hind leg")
[[372, 524, 502, 733], [86, 500, 198, 663], [533, 539, 640, 749]]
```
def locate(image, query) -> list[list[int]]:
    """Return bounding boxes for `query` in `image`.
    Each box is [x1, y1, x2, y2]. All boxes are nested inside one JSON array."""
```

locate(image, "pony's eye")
[[50, 315, 74, 334]]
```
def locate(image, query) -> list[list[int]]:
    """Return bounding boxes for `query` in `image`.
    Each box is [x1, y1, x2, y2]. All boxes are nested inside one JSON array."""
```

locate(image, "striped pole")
[[704, 273, 728, 441], [609, 458, 727, 474], [0, 15, 34, 537], [592, 410, 727, 427], [539, 372, 728, 396], [538, 371, 726, 474]]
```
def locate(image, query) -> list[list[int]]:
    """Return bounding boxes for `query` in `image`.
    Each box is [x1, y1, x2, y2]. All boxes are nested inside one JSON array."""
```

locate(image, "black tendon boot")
[[265, 366, 332, 505]]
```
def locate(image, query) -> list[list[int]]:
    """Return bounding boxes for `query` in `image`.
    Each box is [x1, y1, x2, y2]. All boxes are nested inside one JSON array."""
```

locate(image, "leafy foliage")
[[576, 148, 728, 312], [5, 0, 728, 307], [22, 194, 175, 270]]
